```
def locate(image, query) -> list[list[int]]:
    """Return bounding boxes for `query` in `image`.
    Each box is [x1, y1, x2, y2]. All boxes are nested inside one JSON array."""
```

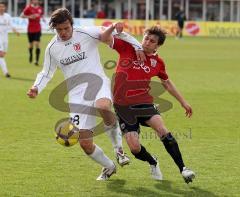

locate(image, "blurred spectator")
[[175, 7, 186, 39], [97, 8, 106, 19], [123, 10, 131, 19], [84, 4, 96, 18]]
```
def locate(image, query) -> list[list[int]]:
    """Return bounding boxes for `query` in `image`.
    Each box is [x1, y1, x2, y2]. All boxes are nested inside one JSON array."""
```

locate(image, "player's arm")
[[20, 13, 37, 19], [99, 22, 146, 62], [27, 45, 57, 99], [99, 22, 123, 45], [161, 79, 193, 117], [12, 28, 20, 36], [20, 9, 37, 19], [8, 15, 20, 36]]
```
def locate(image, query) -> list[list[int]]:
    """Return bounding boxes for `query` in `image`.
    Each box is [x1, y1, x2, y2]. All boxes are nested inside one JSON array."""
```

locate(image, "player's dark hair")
[[144, 26, 167, 45], [49, 8, 73, 29]]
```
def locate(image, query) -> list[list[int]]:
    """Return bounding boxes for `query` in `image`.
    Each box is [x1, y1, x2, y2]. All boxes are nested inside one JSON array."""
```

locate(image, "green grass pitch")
[[0, 34, 239, 196]]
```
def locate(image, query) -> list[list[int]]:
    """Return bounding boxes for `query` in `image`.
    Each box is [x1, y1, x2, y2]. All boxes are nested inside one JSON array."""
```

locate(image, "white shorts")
[[0, 39, 8, 52], [69, 77, 112, 130]]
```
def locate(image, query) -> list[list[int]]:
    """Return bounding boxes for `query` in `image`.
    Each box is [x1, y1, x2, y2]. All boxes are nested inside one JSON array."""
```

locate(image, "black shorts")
[[178, 21, 184, 29], [113, 103, 160, 134], [27, 32, 41, 43]]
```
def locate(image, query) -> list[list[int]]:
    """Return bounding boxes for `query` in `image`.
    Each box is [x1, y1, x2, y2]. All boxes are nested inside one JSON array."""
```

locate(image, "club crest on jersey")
[[73, 43, 81, 52], [150, 58, 157, 67]]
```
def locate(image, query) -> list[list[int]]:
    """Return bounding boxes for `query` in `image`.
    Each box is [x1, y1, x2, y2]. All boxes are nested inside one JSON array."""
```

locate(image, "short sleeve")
[[23, 6, 30, 15], [82, 26, 102, 40], [112, 37, 127, 54], [158, 59, 169, 81]]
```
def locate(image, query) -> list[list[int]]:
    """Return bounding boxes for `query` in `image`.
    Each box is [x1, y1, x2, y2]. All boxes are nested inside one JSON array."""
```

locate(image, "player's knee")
[[79, 140, 94, 154], [0, 51, 6, 57], [128, 141, 141, 154], [156, 127, 168, 138], [97, 103, 111, 112], [96, 99, 111, 111]]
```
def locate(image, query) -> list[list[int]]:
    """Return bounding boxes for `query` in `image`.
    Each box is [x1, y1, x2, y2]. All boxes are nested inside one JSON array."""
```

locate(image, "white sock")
[[88, 144, 114, 168], [104, 122, 123, 153], [0, 58, 8, 75]]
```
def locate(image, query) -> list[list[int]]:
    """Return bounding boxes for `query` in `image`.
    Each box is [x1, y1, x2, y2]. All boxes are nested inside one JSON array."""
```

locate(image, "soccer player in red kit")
[[20, 0, 43, 66], [105, 25, 195, 183]]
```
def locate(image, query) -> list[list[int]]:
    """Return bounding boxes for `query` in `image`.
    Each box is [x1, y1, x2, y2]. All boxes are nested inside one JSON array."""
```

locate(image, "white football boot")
[[150, 157, 163, 180], [115, 149, 130, 167], [96, 163, 117, 181], [181, 167, 195, 184]]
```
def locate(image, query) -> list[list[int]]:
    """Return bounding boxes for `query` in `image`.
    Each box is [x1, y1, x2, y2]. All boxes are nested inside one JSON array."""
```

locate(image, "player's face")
[[0, 4, 6, 14], [31, 0, 39, 6], [55, 20, 73, 41], [142, 34, 159, 54]]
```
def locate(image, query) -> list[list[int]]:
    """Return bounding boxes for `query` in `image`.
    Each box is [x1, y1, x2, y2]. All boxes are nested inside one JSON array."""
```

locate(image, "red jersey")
[[112, 38, 169, 105], [23, 4, 43, 33]]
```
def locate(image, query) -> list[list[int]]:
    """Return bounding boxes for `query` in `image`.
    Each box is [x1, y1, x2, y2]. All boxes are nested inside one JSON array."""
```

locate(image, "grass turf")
[[0, 34, 239, 196]]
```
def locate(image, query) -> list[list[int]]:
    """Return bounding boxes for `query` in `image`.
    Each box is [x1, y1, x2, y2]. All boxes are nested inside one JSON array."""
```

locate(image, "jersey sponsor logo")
[[133, 61, 150, 73], [73, 42, 81, 52], [119, 58, 151, 73], [60, 51, 87, 66], [150, 58, 157, 67]]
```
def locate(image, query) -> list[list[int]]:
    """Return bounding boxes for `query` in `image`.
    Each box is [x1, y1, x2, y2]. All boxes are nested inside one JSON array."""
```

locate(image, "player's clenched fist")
[[27, 86, 38, 98], [113, 22, 124, 34]]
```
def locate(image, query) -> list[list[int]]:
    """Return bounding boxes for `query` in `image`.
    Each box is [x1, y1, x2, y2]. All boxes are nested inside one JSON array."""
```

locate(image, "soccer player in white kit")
[[27, 8, 144, 180], [0, 2, 19, 78]]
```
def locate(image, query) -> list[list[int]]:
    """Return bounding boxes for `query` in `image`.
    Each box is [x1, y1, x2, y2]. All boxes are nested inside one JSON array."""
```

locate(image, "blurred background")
[[2, 0, 240, 21]]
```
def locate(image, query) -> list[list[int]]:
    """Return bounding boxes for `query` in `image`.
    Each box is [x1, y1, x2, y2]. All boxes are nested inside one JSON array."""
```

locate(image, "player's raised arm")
[[100, 22, 146, 62], [99, 22, 123, 45]]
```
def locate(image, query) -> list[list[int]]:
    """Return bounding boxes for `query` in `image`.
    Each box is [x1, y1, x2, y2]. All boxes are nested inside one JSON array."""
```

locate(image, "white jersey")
[[0, 13, 12, 42], [33, 26, 142, 129], [34, 27, 109, 94], [33, 26, 142, 95]]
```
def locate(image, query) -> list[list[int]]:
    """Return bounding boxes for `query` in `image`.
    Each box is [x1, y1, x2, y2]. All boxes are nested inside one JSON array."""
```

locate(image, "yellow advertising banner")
[[95, 19, 178, 36], [204, 22, 240, 38], [95, 19, 240, 38]]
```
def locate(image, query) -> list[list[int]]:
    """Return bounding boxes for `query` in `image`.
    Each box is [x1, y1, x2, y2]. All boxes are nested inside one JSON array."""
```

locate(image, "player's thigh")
[[95, 98, 112, 111], [95, 78, 113, 118], [27, 32, 34, 43], [95, 77, 112, 104], [69, 91, 98, 131], [34, 32, 41, 47], [145, 114, 168, 137], [95, 98, 115, 125]]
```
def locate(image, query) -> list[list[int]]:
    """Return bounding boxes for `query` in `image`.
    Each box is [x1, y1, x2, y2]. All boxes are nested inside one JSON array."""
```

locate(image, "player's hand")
[[182, 102, 193, 118], [136, 50, 146, 63], [113, 22, 124, 34], [27, 86, 38, 98], [29, 14, 37, 19]]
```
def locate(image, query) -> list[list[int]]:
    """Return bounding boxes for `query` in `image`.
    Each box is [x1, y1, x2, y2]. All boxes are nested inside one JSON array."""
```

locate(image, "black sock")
[[131, 145, 157, 166], [35, 48, 40, 63], [161, 133, 185, 172], [29, 48, 33, 63]]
